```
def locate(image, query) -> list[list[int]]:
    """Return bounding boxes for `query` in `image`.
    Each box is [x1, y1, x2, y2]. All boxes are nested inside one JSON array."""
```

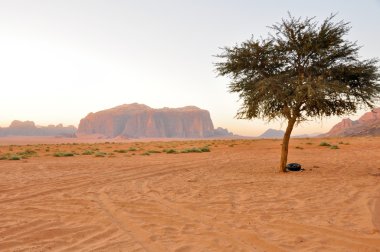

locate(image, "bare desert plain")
[[0, 137, 380, 252]]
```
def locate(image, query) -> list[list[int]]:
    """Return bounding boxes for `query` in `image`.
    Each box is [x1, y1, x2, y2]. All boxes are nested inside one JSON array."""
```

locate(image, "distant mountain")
[[259, 129, 285, 138], [322, 108, 380, 137], [77, 103, 233, 138], [292, 133, 322, 138], [257, 128, 321, 139], [0, 120, 76, 137]]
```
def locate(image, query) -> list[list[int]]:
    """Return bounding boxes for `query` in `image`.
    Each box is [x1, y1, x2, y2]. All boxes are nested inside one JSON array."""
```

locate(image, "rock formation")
[[0, 120, 77, 137], [323, 108, 380, 137], [77, 103, 233, 138], [213, 127, 233, 137]]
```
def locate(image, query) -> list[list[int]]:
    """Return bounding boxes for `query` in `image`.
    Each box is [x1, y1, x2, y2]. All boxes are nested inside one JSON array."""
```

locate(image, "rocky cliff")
[[323, 108, 380, 137], [0, 120, 77, 137], [77, 103, 233, 138]]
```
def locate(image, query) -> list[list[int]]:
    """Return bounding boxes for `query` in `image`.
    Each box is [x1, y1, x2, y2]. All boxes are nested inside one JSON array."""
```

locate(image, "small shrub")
[[330, 145, 339, 149], [9, 155, 21, 160], [181, 148, 202, 153], [114, 149, 128, 153], [200, 146, 210, 152], [181, 146, 210, 153], [54, 152, 74, 157], [141, 151, 151, 156], [128, 147, 137, 151], [0, 153, 14, 160], [164, 149, 178, 154], [147, 150, 161, 154], [17, 149, 37, 158], [319, 142, 331, 147], [295, 146, 304, 150], [94, 151, 106, 157], [82, 150, 94, 155], [306, 142, 313, 145]]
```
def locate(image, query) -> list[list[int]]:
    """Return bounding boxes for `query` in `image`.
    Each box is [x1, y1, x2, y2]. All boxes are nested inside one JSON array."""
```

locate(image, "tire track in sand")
[[94, 189, 167, 252], [131, 176, 285, 252], [269, 221, 380, 251]]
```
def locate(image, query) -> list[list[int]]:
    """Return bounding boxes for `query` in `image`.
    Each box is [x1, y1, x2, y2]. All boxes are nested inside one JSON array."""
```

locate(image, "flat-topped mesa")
[[323, 108, 380, 137], [77, 103, 232, 138]]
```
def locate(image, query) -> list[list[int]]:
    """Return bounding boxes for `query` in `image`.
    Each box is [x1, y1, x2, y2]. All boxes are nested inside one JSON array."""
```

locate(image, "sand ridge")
[[0, 138, 380, 251]]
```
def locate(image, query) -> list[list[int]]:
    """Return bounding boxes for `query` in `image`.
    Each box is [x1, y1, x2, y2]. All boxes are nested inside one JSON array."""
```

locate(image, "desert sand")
[[0, 137, 380, 251]]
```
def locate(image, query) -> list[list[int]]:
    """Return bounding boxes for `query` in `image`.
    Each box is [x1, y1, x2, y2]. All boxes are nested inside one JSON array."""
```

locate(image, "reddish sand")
[[0, 137, 380, 251]]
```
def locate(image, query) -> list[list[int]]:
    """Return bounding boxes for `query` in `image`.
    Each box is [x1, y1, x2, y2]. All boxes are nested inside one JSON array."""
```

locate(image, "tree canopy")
[[215, 14, 380, 123], [215, 14, 380, 172]]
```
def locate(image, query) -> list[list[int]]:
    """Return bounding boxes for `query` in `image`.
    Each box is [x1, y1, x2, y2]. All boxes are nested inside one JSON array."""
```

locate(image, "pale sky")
[[0, 0, 379, 136]]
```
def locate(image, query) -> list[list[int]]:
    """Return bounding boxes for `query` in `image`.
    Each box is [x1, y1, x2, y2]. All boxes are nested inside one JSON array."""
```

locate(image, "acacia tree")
[[215, 14, 380, 172]]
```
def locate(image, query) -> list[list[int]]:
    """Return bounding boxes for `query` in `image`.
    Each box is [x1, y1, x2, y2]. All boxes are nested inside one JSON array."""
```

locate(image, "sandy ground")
[[0, 137, 380, 251]]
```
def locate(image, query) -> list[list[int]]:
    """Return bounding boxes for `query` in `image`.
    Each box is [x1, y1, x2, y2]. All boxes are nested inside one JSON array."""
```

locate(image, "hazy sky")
[[0, 0, 379, 136]]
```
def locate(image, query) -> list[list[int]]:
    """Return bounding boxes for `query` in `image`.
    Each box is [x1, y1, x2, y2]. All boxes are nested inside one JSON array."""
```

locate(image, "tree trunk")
[[279, 118, 296, 172]]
